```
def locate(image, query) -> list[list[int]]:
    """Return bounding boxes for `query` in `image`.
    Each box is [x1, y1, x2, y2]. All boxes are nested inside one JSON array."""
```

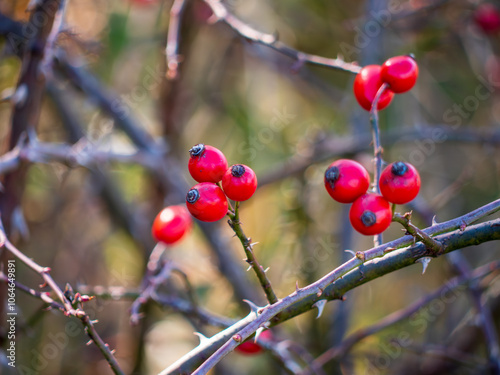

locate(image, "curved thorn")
[[345, 249, 356, 257], [193, 332, 209, 344], [254, 327, 265, 343], [432, 215, 439, 226], [416, 257, 432, 274], [313, 299, 327, 319], [295, 280, 301, 292], [242, 299, 262, 313]]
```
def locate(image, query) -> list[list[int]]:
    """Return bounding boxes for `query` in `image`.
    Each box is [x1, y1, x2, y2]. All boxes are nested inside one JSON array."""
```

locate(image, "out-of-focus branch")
[[305, 259, 500, 373], [258, 125, 500, 188], [165, 0, 188, 80], [196, 0, 361, 74], [0, 137, 157, 177], [447, 252, 500, 374]]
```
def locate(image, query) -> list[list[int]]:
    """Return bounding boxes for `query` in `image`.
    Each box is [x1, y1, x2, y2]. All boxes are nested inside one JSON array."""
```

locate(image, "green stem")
[[227, 202, 278, 305], [392, 212, 443, 254]]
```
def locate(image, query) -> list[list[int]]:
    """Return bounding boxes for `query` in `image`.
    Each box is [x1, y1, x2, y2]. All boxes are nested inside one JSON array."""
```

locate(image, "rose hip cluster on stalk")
[[186, 143, 257, 221], [354, 55, 419, 111], [324, 160, 421, 235], [150, 144, 257, 245]]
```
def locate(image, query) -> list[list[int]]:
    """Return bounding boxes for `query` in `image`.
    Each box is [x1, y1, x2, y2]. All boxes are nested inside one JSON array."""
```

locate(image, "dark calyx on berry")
[[189, 143, 205, 157], [231, 164, 246, 177], [325, 166, 340, 187], [391, 161, 408, 176], [186, 189, 200, 203], [361, 211, 377, 227]]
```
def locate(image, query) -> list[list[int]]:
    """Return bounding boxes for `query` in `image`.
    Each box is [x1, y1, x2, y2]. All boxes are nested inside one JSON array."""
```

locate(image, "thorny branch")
[[393, 211, 443, 254], [227, 202, 278, 305], [0, 227, 125, 375], [161, 203, 500, 374]]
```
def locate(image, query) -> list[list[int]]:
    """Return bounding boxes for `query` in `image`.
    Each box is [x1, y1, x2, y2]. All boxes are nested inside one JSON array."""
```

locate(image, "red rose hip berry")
[[381, 55, 419, 94], [354, 65, 394, 111], [474, 3, 500, 34], [349, 193, 392, 235], [235, 330, 273, 355], [186, 182, 228, 222], [151, 205, 192, 244], [188, 144, 228, 183], [324, 159, 370, 203], [379, 161, 421, 204], [221, 164, 257, 202]]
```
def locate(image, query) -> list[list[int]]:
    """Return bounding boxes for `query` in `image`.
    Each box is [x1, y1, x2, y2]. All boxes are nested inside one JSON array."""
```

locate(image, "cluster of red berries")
[[186, 144, 257, 222], [151, 144, 258, 245], [354, 55, 419, 111], [324, 159, 421, 235]]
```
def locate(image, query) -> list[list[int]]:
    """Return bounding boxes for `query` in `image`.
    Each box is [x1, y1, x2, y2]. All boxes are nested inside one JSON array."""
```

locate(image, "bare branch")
[[227, 202, 278, 305], [200, 0, 361, 74]]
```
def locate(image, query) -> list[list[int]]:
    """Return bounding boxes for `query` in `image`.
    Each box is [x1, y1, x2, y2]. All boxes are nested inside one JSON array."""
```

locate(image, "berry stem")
[[392, 211, 443, 254], [369, 82, 389, 246], [227, 202, 279, 305]]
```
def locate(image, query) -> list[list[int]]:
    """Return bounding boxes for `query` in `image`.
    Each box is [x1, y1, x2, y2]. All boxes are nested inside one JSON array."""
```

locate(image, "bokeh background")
[[1, 0, 500, 374]]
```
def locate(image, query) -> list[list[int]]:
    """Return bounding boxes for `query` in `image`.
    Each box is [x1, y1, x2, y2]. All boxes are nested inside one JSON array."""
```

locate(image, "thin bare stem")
[[369, 82, 389, 246], [2, 235, 76, 314], [393, 211, 443, 254], [227, 202, 278, 305], [0, 273, 63, 310], [165, 0, 188, 80], [201, 0, 361, 74], [130, 256, 174, 325]]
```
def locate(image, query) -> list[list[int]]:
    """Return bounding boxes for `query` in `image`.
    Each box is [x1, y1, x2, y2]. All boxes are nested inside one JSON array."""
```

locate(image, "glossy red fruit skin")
[[188, 144, 228, 183], [185, 183, 228, 222], [324, 159, 370, 203], [381, 56, 419, 94], [349, 193, 392, 235], [379, 162, 421, 204], [235, 330, 273, 355], [474, 3, 500, 34], [353, 65, 394, 111], [221, 164, 258, 202], [152, 205, 192, 244]]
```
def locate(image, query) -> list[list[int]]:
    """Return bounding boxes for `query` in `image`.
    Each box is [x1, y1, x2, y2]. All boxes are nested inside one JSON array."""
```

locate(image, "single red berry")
[[474, 3, 500, 34], [221, 164, 258, 202], [324, 159, 370, 203], [379, 162, 421, 204], [381, 55, 419, 94], [188, 144, 228, 183], [151, 205, 192, 244], [349, 193, 392, 235], [186, 182, 228, 222], [235, 330, 273, 355], [353, 65, 394, 111]]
